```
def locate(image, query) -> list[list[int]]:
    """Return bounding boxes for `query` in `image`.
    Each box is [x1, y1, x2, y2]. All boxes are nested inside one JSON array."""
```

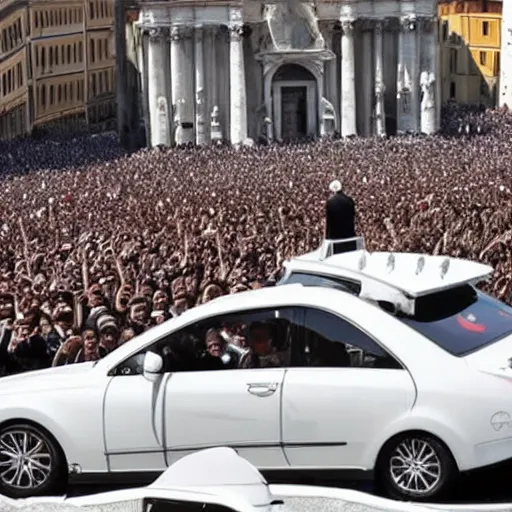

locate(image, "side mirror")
[[143, 351, 163, 382]]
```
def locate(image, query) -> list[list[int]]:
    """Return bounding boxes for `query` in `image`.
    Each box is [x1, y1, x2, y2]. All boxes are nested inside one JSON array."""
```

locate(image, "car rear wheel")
[[0, 423, 65, 498], [377, 433, 458, 501]]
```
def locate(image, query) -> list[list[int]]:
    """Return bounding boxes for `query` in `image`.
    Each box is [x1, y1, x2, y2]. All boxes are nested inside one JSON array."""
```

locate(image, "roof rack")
[[319, 237, 366, 260]]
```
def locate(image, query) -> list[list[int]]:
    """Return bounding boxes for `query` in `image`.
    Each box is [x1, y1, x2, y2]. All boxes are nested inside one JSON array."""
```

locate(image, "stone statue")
[[156, 96, 169, 145], [321, 97, 336, 136], [420, 71, 436, 111], [196, 88, 206, 143], [263, 0, 325, 51], [256, 104, 273, 143], [210, 105, 223, 143]]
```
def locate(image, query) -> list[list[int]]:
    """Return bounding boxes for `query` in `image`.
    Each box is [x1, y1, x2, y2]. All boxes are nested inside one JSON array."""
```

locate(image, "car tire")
[[376, 432, 458, 501], [0, 422, 66, 498]]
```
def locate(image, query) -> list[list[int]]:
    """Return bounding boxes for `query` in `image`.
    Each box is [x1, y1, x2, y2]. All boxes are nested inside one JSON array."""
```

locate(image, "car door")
[[103, 351, 167, 472], [281, 306, 416, 469], [162, 307, 299, 469]]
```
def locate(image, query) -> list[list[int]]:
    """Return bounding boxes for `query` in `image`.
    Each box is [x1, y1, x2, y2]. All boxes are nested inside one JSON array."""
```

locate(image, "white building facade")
[[499, 0, 512, 108], [135, 0, 440, 147]]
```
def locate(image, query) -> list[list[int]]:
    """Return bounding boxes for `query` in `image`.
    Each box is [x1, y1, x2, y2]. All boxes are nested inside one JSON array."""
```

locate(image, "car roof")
[[290, 249, 493, 298], [284, 249, 493, 315]]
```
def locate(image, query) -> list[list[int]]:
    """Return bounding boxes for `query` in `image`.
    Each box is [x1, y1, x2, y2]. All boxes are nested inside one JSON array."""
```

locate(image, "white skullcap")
[[329, 180, 342, 193]]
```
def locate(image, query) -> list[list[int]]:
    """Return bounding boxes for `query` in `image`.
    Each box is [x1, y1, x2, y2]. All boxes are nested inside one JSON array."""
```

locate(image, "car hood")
[[0, 362, 96, 395]]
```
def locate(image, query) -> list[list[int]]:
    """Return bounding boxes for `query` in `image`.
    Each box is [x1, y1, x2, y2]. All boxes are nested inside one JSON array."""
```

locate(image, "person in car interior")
[[239, 322, 286, 369], [205, 327, 243, 369]]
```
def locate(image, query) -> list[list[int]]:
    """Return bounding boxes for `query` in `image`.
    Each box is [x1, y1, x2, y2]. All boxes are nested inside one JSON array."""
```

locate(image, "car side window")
[[294, 307, 403, 370], [114, 307, 300, 376], [284, 271, 361, 295]]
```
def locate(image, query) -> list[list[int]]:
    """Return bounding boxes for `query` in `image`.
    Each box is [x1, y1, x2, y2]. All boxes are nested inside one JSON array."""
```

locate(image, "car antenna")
[[358, 252, 367, 271], [387, 253, 395, 273], [416, 256, 425, 275], [440, 258, 450, 279]]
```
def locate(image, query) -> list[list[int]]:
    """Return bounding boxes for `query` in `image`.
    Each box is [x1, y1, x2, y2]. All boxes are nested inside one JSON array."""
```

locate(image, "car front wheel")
[[0, 423, 65, 498], [377, 433, 458, 501]]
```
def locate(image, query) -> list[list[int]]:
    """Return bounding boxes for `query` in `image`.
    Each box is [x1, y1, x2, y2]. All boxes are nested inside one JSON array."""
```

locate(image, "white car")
[[2, 239, 512, 502]]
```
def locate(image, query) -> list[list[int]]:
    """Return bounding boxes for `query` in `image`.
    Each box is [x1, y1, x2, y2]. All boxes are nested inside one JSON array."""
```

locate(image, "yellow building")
[[0, 0, 116, 140], [439, 0, 502, 106]]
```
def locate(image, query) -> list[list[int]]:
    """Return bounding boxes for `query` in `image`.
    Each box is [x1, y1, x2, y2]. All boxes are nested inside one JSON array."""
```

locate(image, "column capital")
[[228, 24, 245, 42], [169, 25, 193, 42], [374, 19, 384, 34], [147, 26, 168, 40], [358, 18, 375, 32], [418, 16, 437, 33], [340, 19, 356, 35], [399, 15, 418, 32], [195, 25, 204, 41]]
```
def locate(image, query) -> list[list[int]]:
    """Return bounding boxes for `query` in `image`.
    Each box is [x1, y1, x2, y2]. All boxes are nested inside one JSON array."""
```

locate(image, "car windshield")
[[396, 285, 512, 356]]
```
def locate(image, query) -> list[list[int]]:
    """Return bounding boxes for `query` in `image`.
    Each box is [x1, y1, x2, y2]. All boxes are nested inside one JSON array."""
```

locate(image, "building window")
[[49, 85, 54, 104], [90, 39, 95, 63], [480, 51, 487, 66], [449, 48, 458, 73], [450, 81, 456, 99], [495, 53, 500, 75], [482, 21, 489, 36], [17, 63, 22, 87]]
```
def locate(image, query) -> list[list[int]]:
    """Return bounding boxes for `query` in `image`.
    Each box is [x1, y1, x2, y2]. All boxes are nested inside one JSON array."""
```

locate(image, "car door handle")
[[247, 382, 278, 397]]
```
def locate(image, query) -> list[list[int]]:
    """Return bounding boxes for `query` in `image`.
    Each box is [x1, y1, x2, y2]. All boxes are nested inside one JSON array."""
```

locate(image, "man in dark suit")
[[325, 180, 357, 254]]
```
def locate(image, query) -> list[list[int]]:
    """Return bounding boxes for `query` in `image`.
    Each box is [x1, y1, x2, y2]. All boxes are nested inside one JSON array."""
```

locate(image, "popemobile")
[[1, 237, 512, 502]]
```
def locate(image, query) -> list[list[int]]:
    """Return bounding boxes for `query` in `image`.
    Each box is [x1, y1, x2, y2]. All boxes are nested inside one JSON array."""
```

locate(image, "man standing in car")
[[325, 179, 357, 254]]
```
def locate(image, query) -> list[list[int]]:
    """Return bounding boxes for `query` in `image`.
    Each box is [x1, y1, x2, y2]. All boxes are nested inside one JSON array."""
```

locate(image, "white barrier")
[[4, 490, 512, 512], [2, 447, 512, 512]]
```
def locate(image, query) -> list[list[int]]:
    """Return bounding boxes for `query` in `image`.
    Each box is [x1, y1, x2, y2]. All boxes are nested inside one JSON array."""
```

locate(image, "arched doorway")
[[271, 64, 317, 141]]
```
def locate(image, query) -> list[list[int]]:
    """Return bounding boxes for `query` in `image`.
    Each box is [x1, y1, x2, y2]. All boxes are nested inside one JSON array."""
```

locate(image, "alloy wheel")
[[389, 437, 442, 495], [0, 428, 53, 490]]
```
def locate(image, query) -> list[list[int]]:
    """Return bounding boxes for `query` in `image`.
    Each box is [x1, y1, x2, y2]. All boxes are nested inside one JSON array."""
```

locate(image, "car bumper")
[[471, 436, 512, 470]]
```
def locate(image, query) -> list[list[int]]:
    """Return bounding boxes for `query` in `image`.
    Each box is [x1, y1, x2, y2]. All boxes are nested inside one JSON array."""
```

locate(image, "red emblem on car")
[[457, 313, 486, 333]]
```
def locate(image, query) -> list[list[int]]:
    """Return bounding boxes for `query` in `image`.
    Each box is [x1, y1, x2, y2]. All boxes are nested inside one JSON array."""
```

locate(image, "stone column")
[[419, 17, 437, 135], [499, 0, 512, 107], [206, 26, 218, 142], [194, 25, 207, 145], [397, 15, 419, 134], [147, 27, 171, 147], [374, 20, 386, 137], [170, 25, 194, 145], [361, 21, 373, 137], [139, 31, 150, 142], [228, 23, 247, 144], [340, 19, 357, 137]]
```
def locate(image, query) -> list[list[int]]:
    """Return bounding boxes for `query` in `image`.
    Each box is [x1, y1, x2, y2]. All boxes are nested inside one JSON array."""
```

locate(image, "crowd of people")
[[0, 104, 511, 376]]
